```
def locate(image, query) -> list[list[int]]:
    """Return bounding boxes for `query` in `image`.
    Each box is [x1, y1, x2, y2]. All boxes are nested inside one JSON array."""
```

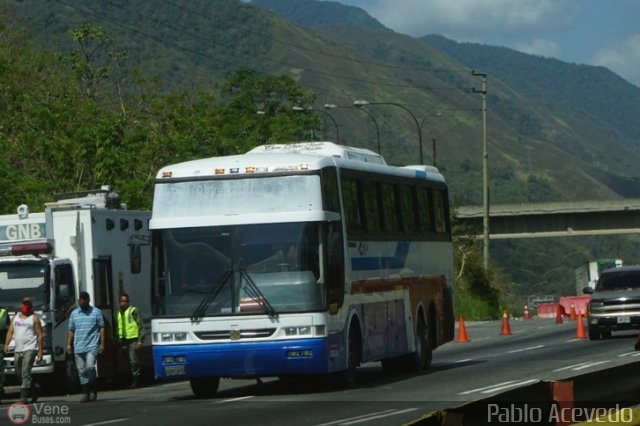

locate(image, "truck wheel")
[[588, 326, 601, 340], [190, 377, 220, 398]]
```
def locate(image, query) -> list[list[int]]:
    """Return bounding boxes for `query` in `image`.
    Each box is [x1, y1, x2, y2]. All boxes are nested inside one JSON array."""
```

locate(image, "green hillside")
[[250, 0, 640, 203], [8, 0, 640, 205], [251, 0, 386, 30]]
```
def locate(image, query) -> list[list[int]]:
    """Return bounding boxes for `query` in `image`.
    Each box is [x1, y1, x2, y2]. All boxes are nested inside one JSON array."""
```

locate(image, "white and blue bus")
[[150, 142, 455, 396]]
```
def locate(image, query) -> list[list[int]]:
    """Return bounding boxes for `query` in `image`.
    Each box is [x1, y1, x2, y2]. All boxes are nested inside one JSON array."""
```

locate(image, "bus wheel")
[[412, 315, 432, 372], [339, 327, 361, 387], [190, 377, 220, 398]]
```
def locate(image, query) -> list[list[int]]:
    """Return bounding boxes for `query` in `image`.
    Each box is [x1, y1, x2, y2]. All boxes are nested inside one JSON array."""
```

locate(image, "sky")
[[336, 0, 640, 87]]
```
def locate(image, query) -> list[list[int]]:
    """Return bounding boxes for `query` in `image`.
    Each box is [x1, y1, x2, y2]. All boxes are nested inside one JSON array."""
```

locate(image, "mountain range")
[[7, 0, 640, 207]]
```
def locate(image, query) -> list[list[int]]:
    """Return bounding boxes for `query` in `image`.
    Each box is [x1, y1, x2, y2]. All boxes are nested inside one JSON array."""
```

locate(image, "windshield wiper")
[[190, 268, 232, 322], [239, 267, 277, 317]]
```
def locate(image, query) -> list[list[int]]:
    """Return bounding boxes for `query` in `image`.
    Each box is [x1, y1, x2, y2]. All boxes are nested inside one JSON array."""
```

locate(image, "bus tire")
[[338, 324, 361, 387], [190, 377, 220, 398], [411, 314, 432, 372]]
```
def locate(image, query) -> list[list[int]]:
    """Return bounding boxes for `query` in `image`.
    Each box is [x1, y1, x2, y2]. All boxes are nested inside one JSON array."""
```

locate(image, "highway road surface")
[[3, 318, 638, 426]]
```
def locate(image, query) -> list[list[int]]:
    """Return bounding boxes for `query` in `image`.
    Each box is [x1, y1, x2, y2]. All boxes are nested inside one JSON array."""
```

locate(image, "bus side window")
[[325, 222, 344, 311], [433, 188, 449, 234], [417, 187, 433, 234], [399, 185, 417, 234], [341, 177, 364, 234], [381, 183, 399, 232]]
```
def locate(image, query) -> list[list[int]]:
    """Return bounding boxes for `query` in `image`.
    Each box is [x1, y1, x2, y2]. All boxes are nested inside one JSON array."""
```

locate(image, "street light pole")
[[326, 103, 381, 155], [359, 107, 381, 155], [420, 112, 442, 166], [353, 100, 423, 164], [472, 70, 490, 270], [293, 106, 340, 144]]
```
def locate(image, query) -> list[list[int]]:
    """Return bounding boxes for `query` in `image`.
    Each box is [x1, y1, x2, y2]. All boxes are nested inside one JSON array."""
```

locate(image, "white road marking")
[[214, 395, 255, 403], [618, 351, 640, 357], [553, 362, 592, 372], [459, 380, 515, 395], [82, 419, 129, 426], [570, 361, 609, 371], [315, 409, 420, 426], [553, 361, 610, 372], [479, 379, 538, 394], [338, 408, 420, 425], [459, 379, 539, 395], [508, 345, 544, 353]]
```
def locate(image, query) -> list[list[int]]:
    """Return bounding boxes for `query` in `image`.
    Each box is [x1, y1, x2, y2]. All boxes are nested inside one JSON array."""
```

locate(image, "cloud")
[[365, 0, 578, 39], [590, 33, 640, 87], [513, 39, 561, 59]]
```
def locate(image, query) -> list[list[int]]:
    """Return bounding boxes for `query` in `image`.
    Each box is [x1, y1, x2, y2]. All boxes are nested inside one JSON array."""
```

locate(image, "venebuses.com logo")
[[7, 402, 72, 424]]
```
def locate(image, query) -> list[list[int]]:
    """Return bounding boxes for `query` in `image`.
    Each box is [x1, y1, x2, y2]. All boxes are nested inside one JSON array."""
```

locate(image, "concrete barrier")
[[536, 303, 558, 319], [559, 295, 591, 316]]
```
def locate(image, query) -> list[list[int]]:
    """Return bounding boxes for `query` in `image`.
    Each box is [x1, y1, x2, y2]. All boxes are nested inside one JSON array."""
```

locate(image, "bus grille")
[[194, 328, 277, 340]]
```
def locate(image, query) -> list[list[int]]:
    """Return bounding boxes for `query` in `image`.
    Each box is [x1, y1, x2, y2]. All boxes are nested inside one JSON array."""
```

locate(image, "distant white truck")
[[0, 187, 151, 391], [575, 259, 623, 295]]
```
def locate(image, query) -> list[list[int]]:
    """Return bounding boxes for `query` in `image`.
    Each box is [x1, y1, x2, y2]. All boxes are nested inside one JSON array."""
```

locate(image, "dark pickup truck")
[[584, 265, 640, 340]]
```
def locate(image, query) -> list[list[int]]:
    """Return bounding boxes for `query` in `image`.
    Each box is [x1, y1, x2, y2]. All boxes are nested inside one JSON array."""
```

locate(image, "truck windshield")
[[0, 262, 47, 309], [597, 270, 640, 291], [153, 222, 325, 317]]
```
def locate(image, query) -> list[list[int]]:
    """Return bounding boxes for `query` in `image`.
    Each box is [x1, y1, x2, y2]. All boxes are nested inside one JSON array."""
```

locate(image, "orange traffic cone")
[[576, 310, 586, 339], [456, 315, 469, 342], [569, 303, 577, 321], [500, 310, 512, 335], [555, 304, 563, 324], [523, 305, 530, 320]]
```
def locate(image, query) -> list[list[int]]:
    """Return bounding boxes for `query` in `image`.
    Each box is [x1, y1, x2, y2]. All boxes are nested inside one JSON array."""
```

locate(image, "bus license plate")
[[617, 316, 631, 324], [164, 365, 186, 377]]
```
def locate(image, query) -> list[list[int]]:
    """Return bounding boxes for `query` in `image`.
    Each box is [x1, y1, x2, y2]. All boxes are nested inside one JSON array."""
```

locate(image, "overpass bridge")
[[455, 199, 640, 239]]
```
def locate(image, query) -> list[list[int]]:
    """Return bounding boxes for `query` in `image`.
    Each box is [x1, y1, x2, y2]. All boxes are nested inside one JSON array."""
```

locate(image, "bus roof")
[[156, 142, 445, 183]]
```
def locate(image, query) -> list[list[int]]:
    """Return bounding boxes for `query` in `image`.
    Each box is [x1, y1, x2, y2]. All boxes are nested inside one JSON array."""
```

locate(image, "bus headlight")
[[284, 326, 325, 337], [153, 332, 189, 343]]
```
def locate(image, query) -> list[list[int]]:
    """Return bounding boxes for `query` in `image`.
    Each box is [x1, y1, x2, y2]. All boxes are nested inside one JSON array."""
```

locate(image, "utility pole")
[[472, 70, 489, 270]]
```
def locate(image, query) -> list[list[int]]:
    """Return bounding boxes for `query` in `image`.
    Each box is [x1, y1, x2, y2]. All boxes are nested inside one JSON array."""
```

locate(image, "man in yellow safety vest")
[[116, 293, 145, 388]]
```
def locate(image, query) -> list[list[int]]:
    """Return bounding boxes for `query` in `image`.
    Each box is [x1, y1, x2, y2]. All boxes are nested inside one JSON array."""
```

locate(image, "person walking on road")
[[0, 306, 9, 404], [67, 291, 105, 402], [116, 293, 145, 388], [3, 298, 43, 404]]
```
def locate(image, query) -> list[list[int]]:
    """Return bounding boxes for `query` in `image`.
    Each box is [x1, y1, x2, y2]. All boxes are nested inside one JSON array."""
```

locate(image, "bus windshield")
[[0, 262, 48, 309], [155, 222, 324, 317]]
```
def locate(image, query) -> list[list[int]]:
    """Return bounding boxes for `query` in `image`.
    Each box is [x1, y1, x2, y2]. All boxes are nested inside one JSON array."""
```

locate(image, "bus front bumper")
[[153, 337, 329, 380]]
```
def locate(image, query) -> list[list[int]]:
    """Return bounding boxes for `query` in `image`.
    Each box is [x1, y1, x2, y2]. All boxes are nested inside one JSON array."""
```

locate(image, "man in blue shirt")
[[66, 291, 105, 402]]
